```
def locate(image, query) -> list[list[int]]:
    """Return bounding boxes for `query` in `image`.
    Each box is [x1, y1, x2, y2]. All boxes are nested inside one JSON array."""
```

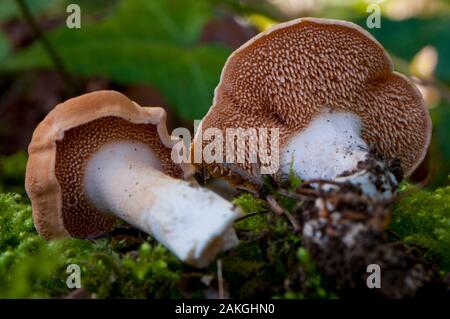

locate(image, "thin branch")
[[217, 259, 224, 299], [295, 188, 323, 197], [234, 210, 268, 223], [15, 0, 80, 94], [266, 195, 300, 232], [236, 185, 260, 197], [223, 163, 265, 188], [277, 188, 306, 201], [386, 228, 401, 240], [266, 195, 284, 215], [299, 179, 344, 187]]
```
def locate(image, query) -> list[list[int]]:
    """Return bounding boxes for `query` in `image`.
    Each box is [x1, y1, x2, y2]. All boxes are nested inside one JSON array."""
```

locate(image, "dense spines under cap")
[[26, 90, 190, 239], [196, 18, 431, 177], [56, 117, 184, 238]]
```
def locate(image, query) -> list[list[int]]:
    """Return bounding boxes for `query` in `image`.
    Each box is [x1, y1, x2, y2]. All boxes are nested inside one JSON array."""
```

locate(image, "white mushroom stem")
[[280, 110, 399, 200], [84, 141, 241, 268]]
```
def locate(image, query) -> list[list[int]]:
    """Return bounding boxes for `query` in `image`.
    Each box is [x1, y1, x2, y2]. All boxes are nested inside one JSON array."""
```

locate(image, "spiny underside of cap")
[[26, 90, 187, 239], [56, 116, 184, 238], [198, 18, 431, 177]]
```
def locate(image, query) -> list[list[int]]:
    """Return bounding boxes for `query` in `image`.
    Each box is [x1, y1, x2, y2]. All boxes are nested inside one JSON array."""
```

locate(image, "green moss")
[[233, 193, 266, 215], [234, 213, 268, 234], [233, 193, 268, 236], [0, 193, 60, 297], [0, 193, 182, 298], [274, 248, 336, 299], [226, 193, 309, 298], [287, 156, 302, 190], [0, 152, 27, 196], [2, 177, 449, 298], [391, 184, 450, 271], [0, 193, 34, 250], [223, 226, 302, 297]]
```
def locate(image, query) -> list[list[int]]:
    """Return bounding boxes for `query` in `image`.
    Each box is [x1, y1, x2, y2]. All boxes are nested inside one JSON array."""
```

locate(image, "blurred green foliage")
[[0, 193, 182, 298], [0, 152, 27, 196], [1, 0, 230, 119], [233, 193, 266, 215], [0, 31, 10, 63], [391, 183, 450, 271], [0, 0, 60, 21], [429, 103, 450, 186], [0, 0, 119, 22], [358, 17, 450, 82]]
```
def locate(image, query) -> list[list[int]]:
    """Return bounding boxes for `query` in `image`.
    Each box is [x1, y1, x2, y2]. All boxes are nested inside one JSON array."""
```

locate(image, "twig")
[[292, 186, 377, 205], [15, 0, 80, 94], [295, 188, 323, 197], [266, 195, 300, 232], [316, 187, 330, 219], [386, 228, 401, 240], [217, 259, 224, 299], [266, 195, 284, 215], [277, 189, 306, 201], [234, 211, 268, 223], [250, 158, 262, 178], [223, 163, 265, 188], [299, 179, 344, 187], [236, 185, 260, 197]]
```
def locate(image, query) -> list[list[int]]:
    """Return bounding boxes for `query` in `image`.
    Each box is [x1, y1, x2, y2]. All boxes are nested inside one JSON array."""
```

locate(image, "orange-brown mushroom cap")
[[25, 90, 194, 240], [194, 18, 431, 177]]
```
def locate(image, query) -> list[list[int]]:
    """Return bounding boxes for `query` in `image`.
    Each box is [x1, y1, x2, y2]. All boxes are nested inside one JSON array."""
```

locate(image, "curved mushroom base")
[[85, 141, 241, 268], [281, 110, 401, 201]]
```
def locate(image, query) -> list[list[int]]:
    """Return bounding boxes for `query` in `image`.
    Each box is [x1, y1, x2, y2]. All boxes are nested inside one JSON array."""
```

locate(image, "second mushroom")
[[25, 90, 241, 268], [193, 18, 431, 200]]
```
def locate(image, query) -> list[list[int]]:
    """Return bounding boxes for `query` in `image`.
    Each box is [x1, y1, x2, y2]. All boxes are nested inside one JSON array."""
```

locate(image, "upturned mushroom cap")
[[194, 18, 431, 177], [25, 90, 194, 239]]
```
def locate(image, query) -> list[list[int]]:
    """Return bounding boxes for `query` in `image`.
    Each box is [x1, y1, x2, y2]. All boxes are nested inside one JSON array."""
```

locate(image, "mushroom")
[[193, 18, 431, 199], [25, 90, 241, 267]]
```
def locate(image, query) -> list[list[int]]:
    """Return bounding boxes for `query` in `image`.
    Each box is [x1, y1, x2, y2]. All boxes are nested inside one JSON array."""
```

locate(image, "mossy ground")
[[0, 154, 449, 298], [390, 182, 450, 272], [0, 192, 333, 298]]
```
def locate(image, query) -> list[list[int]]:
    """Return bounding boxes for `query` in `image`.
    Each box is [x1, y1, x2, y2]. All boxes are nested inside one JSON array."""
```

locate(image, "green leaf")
[[2, 0, 231, 119], [0, 0, 62, 22], [0, 151, 27, 195], [355, 17, 450, 83], [0, 31, 10, 62]]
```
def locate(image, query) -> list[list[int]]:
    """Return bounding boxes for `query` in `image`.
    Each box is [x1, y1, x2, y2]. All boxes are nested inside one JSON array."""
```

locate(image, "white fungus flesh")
[[195, 18, 431, 180], [84, 141, 241, 268], [281, 110, 398, 200], [280, 110, 368, 181]]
